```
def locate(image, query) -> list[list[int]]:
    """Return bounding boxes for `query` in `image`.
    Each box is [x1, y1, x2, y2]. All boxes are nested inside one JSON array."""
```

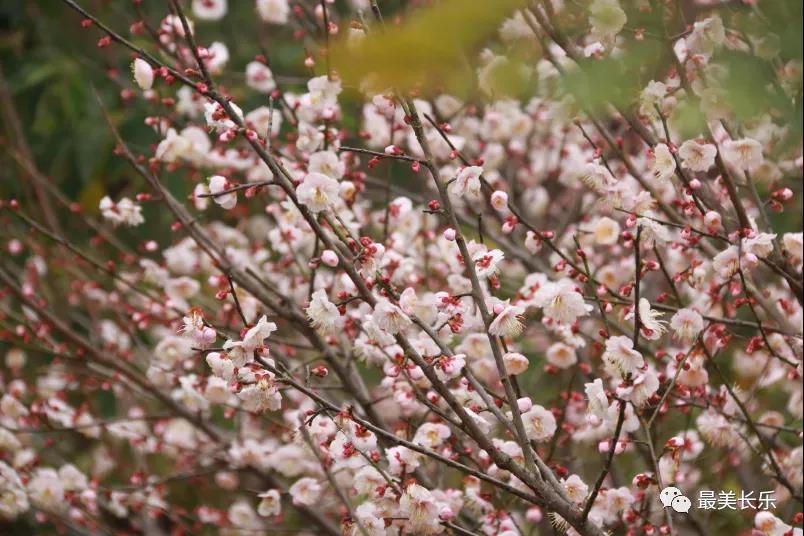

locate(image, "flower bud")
[[490, 190, 508, 211], [321, 249, 339, 267], [132, 58, 154, 90]]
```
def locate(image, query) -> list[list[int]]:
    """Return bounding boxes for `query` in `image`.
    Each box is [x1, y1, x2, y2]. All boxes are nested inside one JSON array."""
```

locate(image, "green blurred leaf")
[[561, 40, 663, 115]]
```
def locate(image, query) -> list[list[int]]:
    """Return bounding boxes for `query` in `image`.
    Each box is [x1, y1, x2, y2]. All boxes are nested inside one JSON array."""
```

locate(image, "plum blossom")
[[678, 140, 716, 172], [650, 143, 676, 182], [241, 315, 278, 352], [306, 290, 342, 335], [155, 128, 193, 162], [99, 196, 144, 227], [754, 512, 797, 536], [627, 298, 666, 340], [723, 138, 763, 170], [27, 468, 65, 512], [448, 166, 483, 198], [413, 422, 451, 449], [592, 217, 621, 245], [783, 232, 803, 262], [602, 336, 644, 379], [670, 308, 704, 343], [289, 477, 322, 506], [503, 351, 529, 375], [256, 0, 289, 24], [257, 489, 281, 517], [546, 342, 578, 369], [472, 247, 505, 279], [296, 172, 340, 212], [744, 232, 777, 259], [617, 369, 659, 407], [488, 303, 525, 337], [522, 404, 557, 442], [399, 484, 441, 535], [308, 150, 346, 179], [245, 61, 276, 93], [208, 175, 237, 209], [0, 462, 28, 520], [636, 217, 672, 247], [193, 0, 227, 20], [372, 299, 412, 335], [204, 100, 243, 131], [435, 353, 466, 382], [533, 279, 592, 324]]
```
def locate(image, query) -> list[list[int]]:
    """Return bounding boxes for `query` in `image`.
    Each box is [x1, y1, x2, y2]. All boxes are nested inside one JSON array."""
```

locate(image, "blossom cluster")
[[0, 1, 802, 536]]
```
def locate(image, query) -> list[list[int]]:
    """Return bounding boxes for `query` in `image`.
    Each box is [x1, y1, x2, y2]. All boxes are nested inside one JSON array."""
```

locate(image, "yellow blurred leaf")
[[79, 177, 106, 213], [331, 0, 527, 96]]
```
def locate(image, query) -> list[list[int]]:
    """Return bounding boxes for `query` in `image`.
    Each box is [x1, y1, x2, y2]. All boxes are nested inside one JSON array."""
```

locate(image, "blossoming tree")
[[0, 0, 802, 535]]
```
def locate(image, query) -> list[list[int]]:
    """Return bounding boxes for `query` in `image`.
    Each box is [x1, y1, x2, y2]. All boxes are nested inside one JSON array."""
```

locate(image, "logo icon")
[[660, 486, 691, 513]]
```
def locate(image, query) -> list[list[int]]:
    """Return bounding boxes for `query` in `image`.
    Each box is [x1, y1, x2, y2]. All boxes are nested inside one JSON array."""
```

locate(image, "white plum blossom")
[[306, 289, 342, 335], [435, 353, 466, 382], [670, 308, 705, 343], [372, 299, 412, 335], [193, 0, 227, 20], [203, 100, 243, 131], [257, 489, 281, 517], [308, 150, 346, 179], [546, 342, 578, 369], [562, 474, 589, 504], [155, 128, 192, 163], [602, 336, 644, 379], [618, 369, 659, 407], [503, 351, 529, 375], [627, 298, 666, 340], [533, 279, 592, 324], [650, 143, 676, 182], [783, 232, 803, 262], [246, 61, 276, 93], [585, 379, 610, 424], [636, 218, 672, 247], [27, 468, 65, 512], [242, 315, 278, 352], [99, 196, 144, 227], [208, 175, 237, 209], [488, 303, 525, 338], [413, 422, 451, 449], [0, 462, 28, 520], [678, 140, 716, 172], [744, 232, 777, 259], [754, 512, 796, 536], [399, 484, 441, 535], [448, 166, 483, 198], [723, 138, 763, 170], [288, 477, 322, 506], [592, 217, 621, 246], [256, 0, 289, 24], [296, 172, 340, 212], [522, 404, 557, 442]]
